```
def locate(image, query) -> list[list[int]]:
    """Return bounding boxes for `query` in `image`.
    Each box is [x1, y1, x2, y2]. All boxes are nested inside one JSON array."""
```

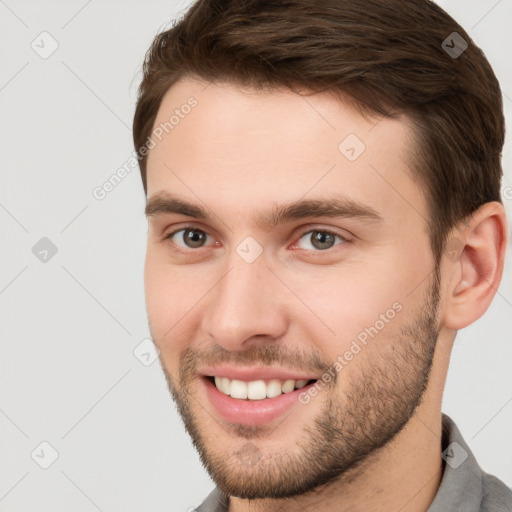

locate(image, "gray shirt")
[[195, 413, 512, 511]]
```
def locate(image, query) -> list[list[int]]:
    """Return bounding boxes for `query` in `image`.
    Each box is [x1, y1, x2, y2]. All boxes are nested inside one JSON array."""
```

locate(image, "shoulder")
[[480, 471, 512, 511], [427, 414, 511, 512]]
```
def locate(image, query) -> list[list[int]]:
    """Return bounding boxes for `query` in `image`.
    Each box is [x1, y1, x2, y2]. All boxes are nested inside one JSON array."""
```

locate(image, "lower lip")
[[202, 377, 315, 425]]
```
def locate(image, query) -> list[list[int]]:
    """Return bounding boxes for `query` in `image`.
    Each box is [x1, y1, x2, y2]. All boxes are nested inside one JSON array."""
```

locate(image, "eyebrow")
[[145, 191, 383, 230]]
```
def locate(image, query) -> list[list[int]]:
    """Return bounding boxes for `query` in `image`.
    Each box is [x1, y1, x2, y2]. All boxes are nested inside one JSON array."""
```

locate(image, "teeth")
[[220, 377, 230, 394], [282, 379, 295, 393], [230, 379, 248, 399], [214, 376, 231, 395], [212, 376, 312, 400], [247, 380, 267, 400], [266, 379, 282, 398]]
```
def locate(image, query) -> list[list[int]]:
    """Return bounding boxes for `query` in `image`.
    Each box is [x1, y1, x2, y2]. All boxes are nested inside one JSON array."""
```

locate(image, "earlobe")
[[442, 201, 508, 330]]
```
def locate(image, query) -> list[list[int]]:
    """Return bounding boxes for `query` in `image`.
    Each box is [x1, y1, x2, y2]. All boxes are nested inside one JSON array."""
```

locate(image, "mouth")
[[199, 370, 320, 425], [207, 375, 317, 400]]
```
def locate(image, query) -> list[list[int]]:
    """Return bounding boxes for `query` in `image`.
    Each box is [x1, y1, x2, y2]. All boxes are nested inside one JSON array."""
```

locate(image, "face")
[[144, 77, 442, 499]]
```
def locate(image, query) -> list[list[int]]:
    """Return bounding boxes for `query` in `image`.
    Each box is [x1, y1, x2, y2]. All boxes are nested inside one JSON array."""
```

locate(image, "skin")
[[143, 77, 508, 512]]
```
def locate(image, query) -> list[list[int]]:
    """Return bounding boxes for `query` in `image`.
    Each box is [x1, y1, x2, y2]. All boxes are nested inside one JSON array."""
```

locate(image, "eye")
[[166, 228, 212, 249], [296, 229, 346, 251]]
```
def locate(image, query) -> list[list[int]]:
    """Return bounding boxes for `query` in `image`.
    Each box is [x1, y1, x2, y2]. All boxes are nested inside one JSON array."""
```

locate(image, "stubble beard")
[[159, 269, 441, 500]]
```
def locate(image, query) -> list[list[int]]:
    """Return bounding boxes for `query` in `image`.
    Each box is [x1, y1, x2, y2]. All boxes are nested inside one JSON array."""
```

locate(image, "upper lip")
[[199, 365, 318, 382]]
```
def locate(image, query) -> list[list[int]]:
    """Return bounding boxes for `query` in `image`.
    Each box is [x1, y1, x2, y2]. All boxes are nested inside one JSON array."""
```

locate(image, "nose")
[[200, 255, 289, 351]]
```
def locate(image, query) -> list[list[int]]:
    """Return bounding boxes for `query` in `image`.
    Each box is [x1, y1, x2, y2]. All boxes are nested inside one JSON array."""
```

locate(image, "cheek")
[[144, 253, 195, 352], [289, 260, 410, 358]]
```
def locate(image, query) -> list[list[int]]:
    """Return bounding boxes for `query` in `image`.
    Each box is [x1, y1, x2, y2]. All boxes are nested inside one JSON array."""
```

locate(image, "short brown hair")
[[133, 0, 505, 265]]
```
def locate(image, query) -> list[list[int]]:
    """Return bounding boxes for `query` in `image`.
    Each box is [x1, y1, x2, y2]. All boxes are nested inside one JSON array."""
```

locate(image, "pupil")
[[312, 231, 334, 250], [185, 230, 205, 248]]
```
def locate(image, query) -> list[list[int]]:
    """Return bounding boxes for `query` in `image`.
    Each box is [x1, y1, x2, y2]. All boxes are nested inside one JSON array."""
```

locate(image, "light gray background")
[[0, 1, 511, 511]]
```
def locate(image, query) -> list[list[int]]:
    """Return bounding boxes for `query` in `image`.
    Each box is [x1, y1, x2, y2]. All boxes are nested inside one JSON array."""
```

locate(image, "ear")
[[441, 201, 509, 330]]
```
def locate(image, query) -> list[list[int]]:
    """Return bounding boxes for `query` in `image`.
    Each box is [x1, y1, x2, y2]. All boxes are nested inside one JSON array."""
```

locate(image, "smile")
[[200, 369, 320, 425], [211, 376, 314, 400]]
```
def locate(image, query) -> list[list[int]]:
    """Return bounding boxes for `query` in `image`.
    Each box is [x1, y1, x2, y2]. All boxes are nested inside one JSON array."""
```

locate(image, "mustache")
[[178, 343, 333, 386]]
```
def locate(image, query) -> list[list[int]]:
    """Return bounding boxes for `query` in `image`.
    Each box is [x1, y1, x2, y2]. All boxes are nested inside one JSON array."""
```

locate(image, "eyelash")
[[163, 226, 349, 253]]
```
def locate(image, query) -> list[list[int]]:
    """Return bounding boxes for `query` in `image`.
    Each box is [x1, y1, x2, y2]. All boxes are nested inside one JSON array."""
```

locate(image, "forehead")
[[146, 77, 426, 230]]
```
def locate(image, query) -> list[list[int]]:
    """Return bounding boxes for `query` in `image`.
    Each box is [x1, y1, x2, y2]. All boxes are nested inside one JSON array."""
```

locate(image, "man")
[[133, 0, 511, 510]]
